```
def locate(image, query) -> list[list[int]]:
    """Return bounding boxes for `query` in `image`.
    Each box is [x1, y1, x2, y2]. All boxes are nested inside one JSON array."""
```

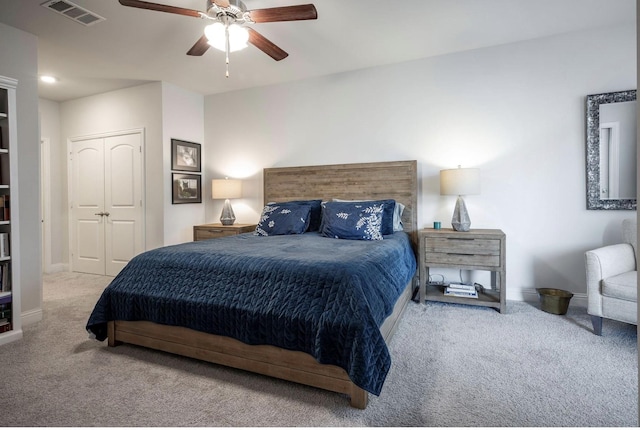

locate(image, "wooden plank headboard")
[[263, 160, 418, 249]]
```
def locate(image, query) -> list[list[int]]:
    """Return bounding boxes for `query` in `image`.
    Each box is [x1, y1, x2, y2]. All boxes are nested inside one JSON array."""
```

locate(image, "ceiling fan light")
[[229, 23, 249, 48], [205, 22, 249, 52]]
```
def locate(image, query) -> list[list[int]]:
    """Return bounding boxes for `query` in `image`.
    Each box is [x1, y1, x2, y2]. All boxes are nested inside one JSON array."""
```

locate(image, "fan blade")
[[248, 28, 288, 61], [187, 35, 210, 56], [118, 0, 201, 18], [248, 4, 317, 23], [212, 0, 230, 7]]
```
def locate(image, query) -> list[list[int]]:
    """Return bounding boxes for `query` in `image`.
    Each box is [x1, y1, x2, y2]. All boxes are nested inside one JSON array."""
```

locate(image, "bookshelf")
[[0, 75, 21, 345]]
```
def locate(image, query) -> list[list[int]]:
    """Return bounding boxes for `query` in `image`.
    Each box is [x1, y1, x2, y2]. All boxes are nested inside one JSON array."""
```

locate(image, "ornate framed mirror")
[[586, 89, 637, 210]]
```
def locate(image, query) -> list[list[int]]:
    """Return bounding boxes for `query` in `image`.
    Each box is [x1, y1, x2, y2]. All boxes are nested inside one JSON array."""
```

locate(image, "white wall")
[[161, 82, 206, 245], [204, 24, 637, 302], [0, 23, 42, 323], [39, 98, 64, 272], [60, 82, 164, 255]]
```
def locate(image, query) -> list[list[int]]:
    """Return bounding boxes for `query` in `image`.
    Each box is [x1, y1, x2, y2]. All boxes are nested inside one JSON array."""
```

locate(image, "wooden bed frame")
[[107, 160, 418, 409]]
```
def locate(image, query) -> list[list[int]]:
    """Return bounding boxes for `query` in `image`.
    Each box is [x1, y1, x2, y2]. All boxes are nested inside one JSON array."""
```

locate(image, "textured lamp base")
[[220, 199, 236, 226], [451, 196, 471, 232]]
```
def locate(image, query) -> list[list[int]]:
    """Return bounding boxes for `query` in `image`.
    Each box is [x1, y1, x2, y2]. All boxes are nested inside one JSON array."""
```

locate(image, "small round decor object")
[[536, 288, 574, 315]]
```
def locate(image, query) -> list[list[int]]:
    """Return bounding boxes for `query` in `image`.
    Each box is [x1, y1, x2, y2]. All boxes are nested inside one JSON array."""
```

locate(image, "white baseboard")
[[21, 307, 43, 326], [44, 263, 68, 274], [0, 329, 22, 346], [511, 287, 587, 309]]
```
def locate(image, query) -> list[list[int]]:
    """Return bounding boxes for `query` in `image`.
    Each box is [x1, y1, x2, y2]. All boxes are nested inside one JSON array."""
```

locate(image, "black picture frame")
[[172, 173, 202, 204], [171, 139, 201, 172]]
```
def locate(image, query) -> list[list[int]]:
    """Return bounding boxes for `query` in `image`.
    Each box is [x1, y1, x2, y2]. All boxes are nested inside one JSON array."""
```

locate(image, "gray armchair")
[[585, 219, 637, 335]]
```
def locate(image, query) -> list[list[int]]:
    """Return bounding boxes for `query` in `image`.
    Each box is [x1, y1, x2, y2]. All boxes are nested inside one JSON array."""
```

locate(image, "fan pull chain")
[[225, 23, 230, 78]]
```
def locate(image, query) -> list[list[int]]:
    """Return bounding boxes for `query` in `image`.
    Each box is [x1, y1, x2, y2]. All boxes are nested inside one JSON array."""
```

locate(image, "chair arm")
[[585, 243, 636, 282], [585, 243, 636, 317]]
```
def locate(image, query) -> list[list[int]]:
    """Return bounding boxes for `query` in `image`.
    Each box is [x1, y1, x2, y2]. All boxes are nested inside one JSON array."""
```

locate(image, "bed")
[[86, 160, 418, 408]]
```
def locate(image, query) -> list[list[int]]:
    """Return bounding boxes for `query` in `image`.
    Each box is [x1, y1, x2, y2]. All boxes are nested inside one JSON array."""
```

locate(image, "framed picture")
[[171, 139, 201, 172], [172, 173, 202, 204]]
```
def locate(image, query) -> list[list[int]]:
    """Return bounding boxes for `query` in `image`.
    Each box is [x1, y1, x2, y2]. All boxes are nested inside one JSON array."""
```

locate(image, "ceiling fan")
[[119, 0, 317, 76]]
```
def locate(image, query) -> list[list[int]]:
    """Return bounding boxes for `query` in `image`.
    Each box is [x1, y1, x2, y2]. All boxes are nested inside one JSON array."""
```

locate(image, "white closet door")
[[70, 130, 144, 276], [71, 138, 106, 275], [104, 133, 143, 276]]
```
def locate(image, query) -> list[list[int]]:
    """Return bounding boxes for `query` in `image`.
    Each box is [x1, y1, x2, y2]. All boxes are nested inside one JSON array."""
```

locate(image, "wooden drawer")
[[424, 237, 502, 268], [425, 237, 501, 255], [194, 228, 236, 240], [425, 252, 500, 267], [193, 224, 256, 241]]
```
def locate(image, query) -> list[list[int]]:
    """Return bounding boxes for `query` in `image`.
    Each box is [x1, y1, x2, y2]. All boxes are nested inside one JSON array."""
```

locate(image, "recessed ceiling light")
[[40, 76, 57, 84]]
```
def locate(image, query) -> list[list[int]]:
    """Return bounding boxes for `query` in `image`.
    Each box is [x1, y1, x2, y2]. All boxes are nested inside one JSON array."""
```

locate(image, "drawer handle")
[[447, 252, 475, 256], [207, 229, 224, 233]]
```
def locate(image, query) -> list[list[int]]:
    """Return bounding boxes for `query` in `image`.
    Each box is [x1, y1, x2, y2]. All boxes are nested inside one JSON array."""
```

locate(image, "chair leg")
[[590, 315, 603, 335]]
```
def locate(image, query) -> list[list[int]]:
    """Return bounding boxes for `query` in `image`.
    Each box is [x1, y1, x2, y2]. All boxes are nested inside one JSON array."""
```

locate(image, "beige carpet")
[[0, 272, 636, 427]]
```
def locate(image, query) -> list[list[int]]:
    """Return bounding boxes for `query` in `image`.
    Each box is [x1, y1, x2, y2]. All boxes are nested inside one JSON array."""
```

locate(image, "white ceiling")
[[0, 0, 635, 102]]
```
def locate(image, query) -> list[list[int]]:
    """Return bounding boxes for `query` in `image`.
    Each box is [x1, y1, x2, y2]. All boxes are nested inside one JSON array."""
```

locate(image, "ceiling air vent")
[[41, 0, 105, 26]]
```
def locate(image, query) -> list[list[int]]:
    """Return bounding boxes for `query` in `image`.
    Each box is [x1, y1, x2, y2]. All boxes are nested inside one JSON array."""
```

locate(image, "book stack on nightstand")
[[444, 283, 478, 299]]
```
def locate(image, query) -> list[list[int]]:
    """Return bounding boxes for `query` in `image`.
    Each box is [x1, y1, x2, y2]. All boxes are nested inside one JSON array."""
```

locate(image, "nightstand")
[[193, 223, 257, 241], [418, 228, 506, 313]]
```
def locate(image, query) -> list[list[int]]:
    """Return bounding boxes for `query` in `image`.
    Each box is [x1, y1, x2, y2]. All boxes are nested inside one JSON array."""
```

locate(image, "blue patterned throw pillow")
[[320, 201, 385, 240], [255, 203, 311, 236], [332, 199, 397, 234], [271, 199, 322, 232]]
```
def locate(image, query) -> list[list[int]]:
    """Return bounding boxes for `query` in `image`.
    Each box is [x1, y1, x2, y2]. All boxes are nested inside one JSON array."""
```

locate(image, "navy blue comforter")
[[86, 231, 416, 395]]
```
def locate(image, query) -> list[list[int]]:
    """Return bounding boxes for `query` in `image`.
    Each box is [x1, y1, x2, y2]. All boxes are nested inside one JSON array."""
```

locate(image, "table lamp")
[[211, 177, 242, 225], [440, 166, 480, 232]]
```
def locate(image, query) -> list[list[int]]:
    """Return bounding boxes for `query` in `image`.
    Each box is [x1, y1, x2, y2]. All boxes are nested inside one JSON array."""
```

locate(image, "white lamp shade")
[[212, 178, 242, 199], [205, 22, 249, 52], [440, 168, 481, 196]]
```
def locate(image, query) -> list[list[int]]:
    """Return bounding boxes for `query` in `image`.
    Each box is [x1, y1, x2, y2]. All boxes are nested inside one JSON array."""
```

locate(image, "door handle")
[[104, 212, 110, 217], [94, 212, 110, 217]]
